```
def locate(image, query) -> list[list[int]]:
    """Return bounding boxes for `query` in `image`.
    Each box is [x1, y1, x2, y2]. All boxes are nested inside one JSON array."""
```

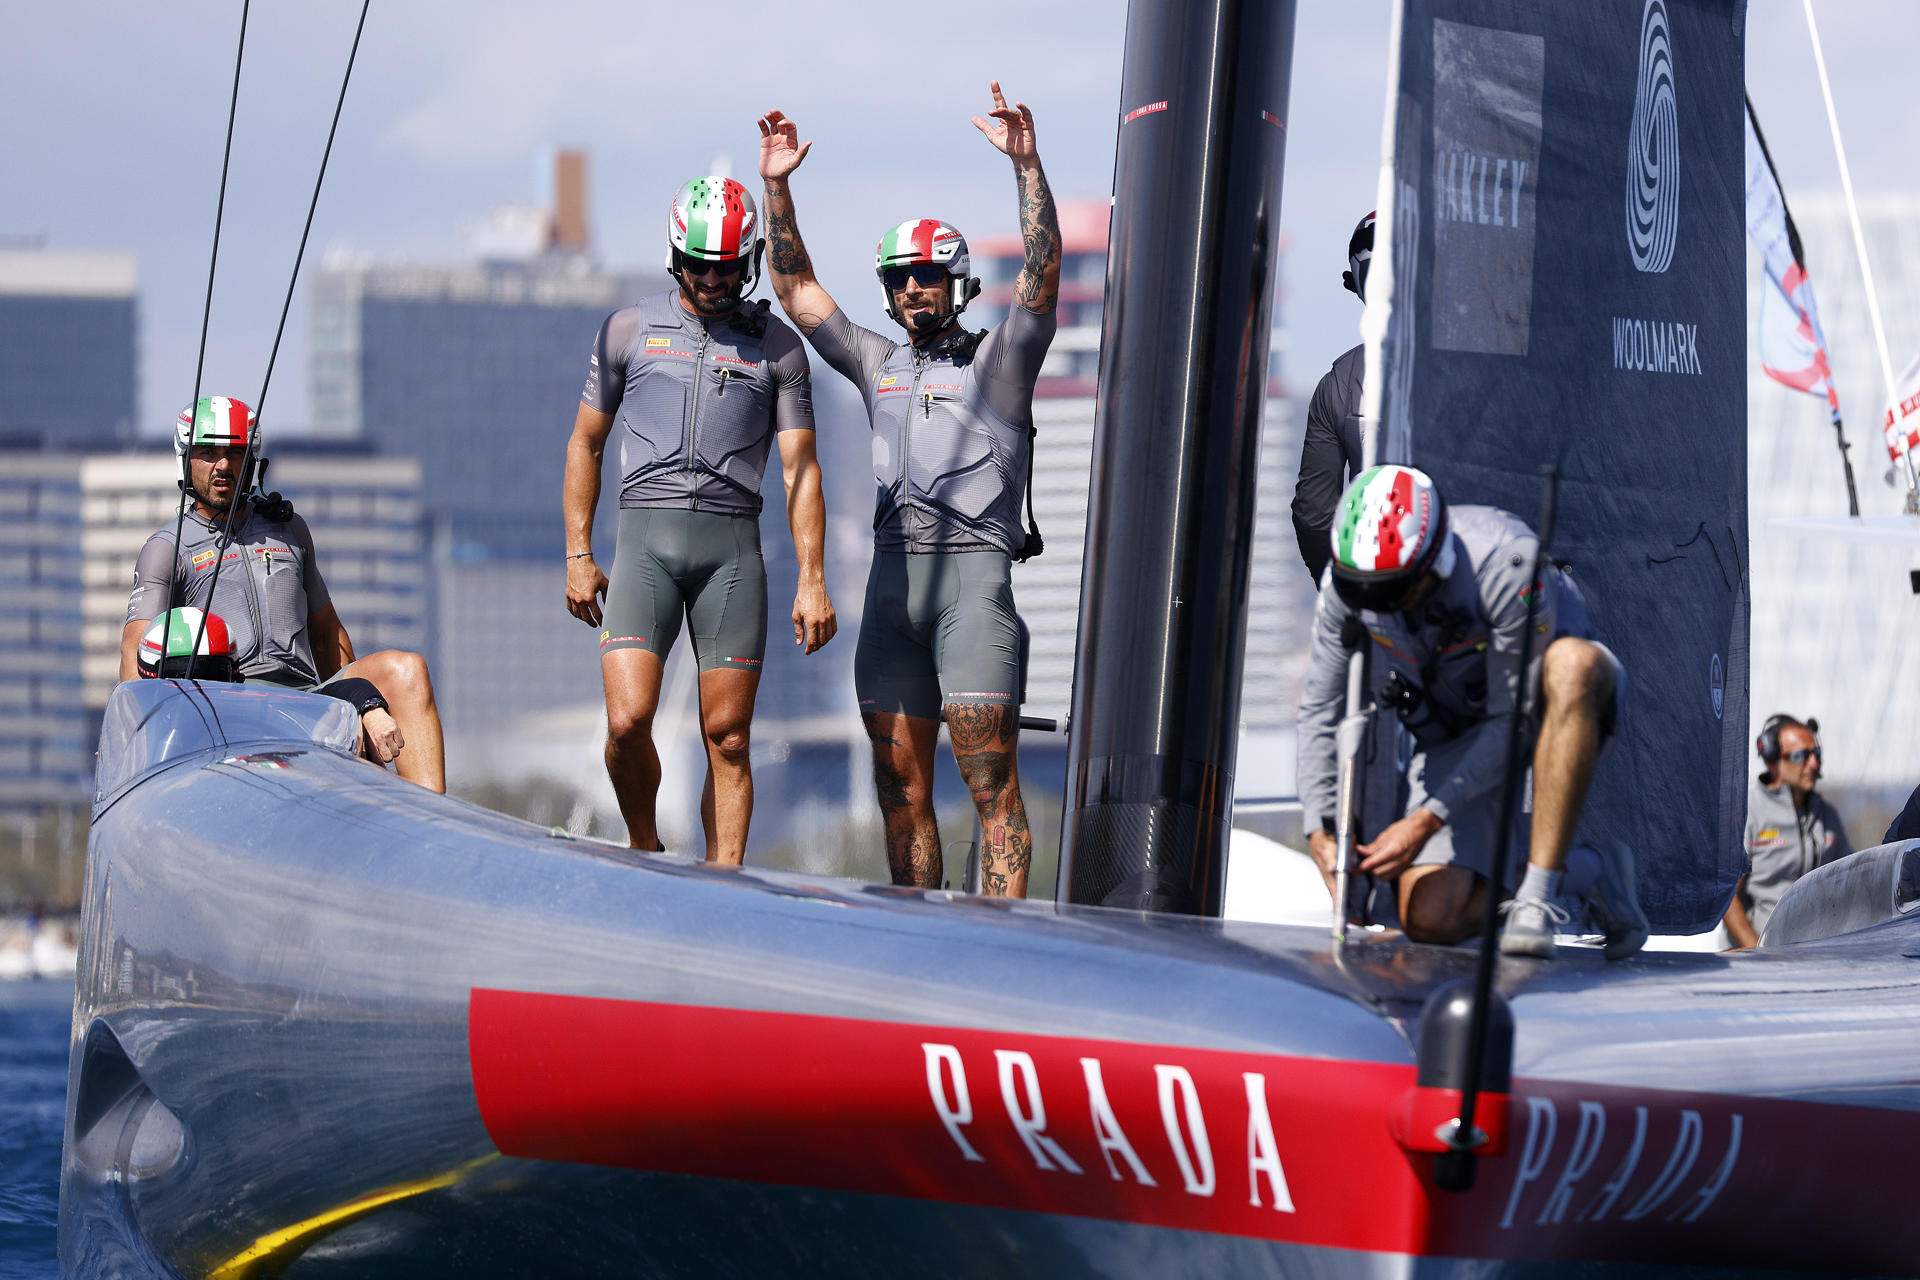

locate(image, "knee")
[[706, 721, 751, 766], [956, 750, 1014, 805], [361, 649, 431, 703], [606, 703, 655, 748], [1402, 885, 1473, 945], [1542, 639, 1613, 714]]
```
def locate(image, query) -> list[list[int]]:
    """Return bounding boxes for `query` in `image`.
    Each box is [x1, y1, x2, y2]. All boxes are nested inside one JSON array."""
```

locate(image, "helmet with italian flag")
[[874, 218, 981, 330], [174, 396, 262, 498], [138, 607, 240, 682], [666, 175, 763, 300], [1329, 464, 1455, 610]]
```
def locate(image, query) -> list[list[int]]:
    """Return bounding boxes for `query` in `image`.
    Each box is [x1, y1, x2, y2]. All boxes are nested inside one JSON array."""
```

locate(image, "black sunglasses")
[[1782, 745, 1822, 765], [679, 253, 747, 279], [883, 262, 948, 291]]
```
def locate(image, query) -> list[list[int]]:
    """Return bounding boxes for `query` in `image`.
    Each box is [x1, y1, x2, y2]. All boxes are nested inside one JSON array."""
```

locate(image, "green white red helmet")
[[174, 396, 262, 497], [138, 607, 240, 682], [1329, 464, 1455, 610], [667, 176, 762, 299], [874, 218, 981, 329]]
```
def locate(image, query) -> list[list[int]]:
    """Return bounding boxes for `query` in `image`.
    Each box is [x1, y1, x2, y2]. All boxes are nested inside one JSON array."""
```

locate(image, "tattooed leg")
[[865, 711, 942, 888], [947, 702, 1031, 899]]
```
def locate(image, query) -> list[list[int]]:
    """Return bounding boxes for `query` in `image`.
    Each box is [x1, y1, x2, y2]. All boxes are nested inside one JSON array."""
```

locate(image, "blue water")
[[0, 979, 69, 1279]]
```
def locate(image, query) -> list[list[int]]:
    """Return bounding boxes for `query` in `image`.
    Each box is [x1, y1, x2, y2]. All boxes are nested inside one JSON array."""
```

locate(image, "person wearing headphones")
[[1724, 714, 1853, 948], [756, 82, 1060, 898], [1290, 211, 1374, 583], [563, 175, 835, 861]]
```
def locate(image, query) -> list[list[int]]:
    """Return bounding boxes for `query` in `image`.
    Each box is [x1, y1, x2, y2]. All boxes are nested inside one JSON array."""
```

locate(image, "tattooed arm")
[[971, 80, 1061, 315], [757, 109, 839, 336]]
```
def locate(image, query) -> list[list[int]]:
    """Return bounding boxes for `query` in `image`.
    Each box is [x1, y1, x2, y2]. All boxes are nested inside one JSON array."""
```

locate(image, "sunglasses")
[[1782, 746, 1822, 765], [883, 262, 949, 291], [680, 254, 747, 279]]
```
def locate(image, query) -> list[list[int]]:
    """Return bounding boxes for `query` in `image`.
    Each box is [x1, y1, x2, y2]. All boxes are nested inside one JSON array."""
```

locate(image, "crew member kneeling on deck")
[[1297, 465, 1648, 960], [119, 397, 445, 792]]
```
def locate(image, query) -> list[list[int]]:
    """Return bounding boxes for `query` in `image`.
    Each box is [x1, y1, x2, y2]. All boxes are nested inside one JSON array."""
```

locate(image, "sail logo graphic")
[[1625, 0, 1679, 273], [1709, 652, 1724, 719]]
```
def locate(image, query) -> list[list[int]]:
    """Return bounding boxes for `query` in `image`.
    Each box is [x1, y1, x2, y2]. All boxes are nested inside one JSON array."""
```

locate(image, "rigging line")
[[255, 0, 372, 422], [191, 0, 372, 681], [1801, 0, 1918, 495], [166, 0, 250, 682]]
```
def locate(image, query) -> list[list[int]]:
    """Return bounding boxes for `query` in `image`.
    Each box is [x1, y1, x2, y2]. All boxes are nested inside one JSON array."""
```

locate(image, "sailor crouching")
[[1296, 465, 1649, 960]]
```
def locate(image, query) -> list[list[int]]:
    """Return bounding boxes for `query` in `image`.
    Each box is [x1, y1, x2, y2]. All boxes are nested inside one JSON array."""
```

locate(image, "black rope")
[[164, 0, 249, 689], [189, 0, 373, 679], [1447, 463, 1558, 1166], [1746, 92, 1859, 517]]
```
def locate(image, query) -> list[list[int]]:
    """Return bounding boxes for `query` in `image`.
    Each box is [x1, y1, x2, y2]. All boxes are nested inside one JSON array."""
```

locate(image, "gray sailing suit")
[[807, 306, 1056, 718], [126, 507, 331, 686], [1298, 505, 1624, 887], [1291, 343, 1366, 583], [582, 291, 814, 670], [1741, 779, 1853, 935]]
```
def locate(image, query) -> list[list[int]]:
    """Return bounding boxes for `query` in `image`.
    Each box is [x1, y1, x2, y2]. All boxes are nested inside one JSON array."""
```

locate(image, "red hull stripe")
[[467, 990, 1920, 1272]]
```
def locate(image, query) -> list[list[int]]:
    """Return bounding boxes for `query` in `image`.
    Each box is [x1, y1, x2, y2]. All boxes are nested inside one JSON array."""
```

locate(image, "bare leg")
[[601, 648, 666, 850], [1526, 638, 1616, 874], [945, 702, 1030, 898], [696, 667, 761, 865], [335, 649, 445, 793], [1398, 864, 1486, 945], [864, 711, 942, 887]]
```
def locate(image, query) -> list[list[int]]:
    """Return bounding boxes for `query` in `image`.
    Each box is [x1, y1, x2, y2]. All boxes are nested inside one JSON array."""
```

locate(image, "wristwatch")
[[317, 676, 389, 716]]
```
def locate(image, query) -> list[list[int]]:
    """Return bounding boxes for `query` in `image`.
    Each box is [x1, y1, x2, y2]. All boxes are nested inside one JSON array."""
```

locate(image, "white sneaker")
[[1499, 896, 1570, 958]]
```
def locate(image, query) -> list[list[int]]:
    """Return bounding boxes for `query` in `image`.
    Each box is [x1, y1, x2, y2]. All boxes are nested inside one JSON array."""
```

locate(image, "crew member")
[[563, 175, 834, 861], [1290, 211, 1373, 583], [1724, 715, 1853, 948], [757, 82, 1060, 897], [121, 397, 444, 791], [1298, 465, 1648, 959]]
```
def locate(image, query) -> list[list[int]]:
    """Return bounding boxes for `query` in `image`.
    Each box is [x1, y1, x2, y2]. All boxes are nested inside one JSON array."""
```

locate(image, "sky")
[[4, 0, 1915, 434]]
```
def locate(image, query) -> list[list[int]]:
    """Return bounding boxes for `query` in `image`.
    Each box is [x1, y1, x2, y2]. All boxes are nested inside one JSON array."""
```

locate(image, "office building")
[[0, 248, 138, 447]]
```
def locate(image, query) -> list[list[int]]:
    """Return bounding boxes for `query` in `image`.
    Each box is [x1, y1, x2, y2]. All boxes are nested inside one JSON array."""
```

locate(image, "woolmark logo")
[[1624, 0, 1679, 273]]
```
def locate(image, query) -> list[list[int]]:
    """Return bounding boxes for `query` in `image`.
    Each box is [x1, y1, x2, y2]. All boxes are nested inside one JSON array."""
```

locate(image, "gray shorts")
[[855, 550, 1026, 721], [601, 508, 766, 673], [1408, 639, 1627, 888]]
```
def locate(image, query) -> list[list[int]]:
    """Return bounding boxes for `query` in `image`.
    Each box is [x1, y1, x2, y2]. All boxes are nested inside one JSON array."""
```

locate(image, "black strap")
[[1013, 423, 1044, 562]]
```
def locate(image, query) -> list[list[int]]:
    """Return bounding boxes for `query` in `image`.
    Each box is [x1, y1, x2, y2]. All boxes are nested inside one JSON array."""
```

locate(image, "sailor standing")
[[756, 83, 1061, 897], [1297, 465, 1648, 959], [563, 176, 835, 860]]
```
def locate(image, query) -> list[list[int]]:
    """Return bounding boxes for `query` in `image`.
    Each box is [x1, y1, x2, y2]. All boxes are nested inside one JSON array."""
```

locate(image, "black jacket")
[[1290, 343, 1366, 583], [1887, 782, 1920, 843]]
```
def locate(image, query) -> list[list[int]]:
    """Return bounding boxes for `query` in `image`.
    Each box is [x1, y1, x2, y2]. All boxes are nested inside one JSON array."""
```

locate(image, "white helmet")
[[174, 396, 262, 497]]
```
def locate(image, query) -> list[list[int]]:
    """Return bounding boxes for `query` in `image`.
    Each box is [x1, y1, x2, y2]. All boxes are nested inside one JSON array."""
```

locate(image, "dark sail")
[[1365, 0, 1750, 931]]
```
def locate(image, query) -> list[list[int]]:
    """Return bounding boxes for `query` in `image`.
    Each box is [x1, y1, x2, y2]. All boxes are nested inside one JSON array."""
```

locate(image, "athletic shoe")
[[1499, 896, 1569, 958], [1588, 840, 1650, 960]]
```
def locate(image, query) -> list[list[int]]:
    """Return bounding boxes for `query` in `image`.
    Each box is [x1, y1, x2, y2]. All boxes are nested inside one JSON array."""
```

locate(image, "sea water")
[[0, 979, 69, 1279]]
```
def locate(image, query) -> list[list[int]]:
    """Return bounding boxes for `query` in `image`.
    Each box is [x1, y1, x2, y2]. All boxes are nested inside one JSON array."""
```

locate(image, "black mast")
[[1058, 0, 1298, 913]]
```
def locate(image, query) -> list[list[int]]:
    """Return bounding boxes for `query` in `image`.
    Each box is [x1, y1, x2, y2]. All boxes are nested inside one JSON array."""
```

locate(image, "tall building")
[[0, 448, 426, 812], [969, 203, 1308, 738], [0, 248, 138, 447], [1746, 192, 1920, 817]]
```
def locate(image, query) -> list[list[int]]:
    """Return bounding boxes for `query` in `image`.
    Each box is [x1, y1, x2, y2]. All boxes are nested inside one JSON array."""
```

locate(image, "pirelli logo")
[[191, 549, 218, 569], [645, 336, 673, 350]]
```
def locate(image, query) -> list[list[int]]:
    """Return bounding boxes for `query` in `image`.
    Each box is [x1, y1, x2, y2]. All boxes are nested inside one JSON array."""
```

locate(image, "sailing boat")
[[61, 1, 1920, 1276]]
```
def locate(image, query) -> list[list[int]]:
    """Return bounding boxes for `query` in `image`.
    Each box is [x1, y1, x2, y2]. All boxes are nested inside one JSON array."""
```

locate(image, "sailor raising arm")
[[759, 82, 1059, 896]]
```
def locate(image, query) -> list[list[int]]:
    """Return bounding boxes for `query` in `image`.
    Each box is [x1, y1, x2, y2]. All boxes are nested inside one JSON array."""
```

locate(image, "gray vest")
[[866, 332, 1028, 554], [618, 292, 782, 515]]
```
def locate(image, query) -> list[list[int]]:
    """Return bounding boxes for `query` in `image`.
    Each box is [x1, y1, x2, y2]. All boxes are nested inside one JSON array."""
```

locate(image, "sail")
[[1363, 0, 1750, 931]]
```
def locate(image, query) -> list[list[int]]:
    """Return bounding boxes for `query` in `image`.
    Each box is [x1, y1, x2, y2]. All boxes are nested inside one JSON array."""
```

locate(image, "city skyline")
[[10, 3, 1912, 437]]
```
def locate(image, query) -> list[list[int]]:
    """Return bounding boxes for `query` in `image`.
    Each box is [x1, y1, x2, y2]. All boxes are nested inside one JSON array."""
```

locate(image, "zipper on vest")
[[686, 329, 711, 510]]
